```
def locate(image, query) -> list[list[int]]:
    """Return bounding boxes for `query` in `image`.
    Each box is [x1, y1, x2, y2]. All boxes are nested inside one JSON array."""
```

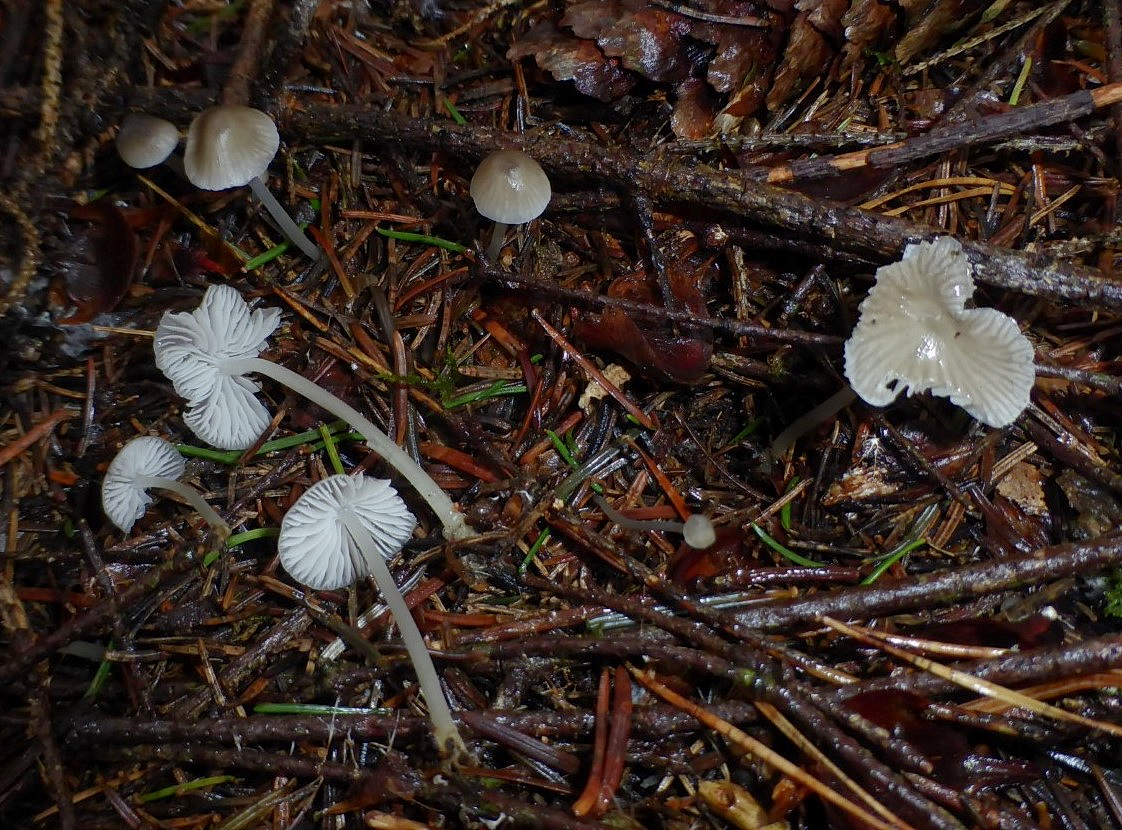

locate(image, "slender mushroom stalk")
[[102, 436, 230, 540], [594, 495, 716, 549], [278, 474, 468, 759], [470, 150, 551, 261], [183, 104, 320, 261], [154, 284, 473, 541], [766, 386, 858, 464]]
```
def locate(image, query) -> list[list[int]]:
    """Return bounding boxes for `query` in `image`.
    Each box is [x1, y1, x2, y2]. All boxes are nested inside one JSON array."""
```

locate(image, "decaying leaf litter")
[[2, 0, 1122, 826]]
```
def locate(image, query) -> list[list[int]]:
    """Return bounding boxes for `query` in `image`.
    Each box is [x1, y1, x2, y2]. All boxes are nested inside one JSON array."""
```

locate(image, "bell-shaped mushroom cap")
[[183, 105, 279, 190], [470, 149, 551, 224], [278, 474, 417, 591], [154, 284, 282, 450], [102, 436, 186, 533], [844, 236, 1035, 428], [117, 113, 180, 169]]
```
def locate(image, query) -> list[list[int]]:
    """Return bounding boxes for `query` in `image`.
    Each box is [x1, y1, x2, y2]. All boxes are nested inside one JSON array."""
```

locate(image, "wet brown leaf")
[[766, 0, 847, 111], [508, 22, 635, 102], [671, 78, 718, 139], [56, 202, 139, 324], [565, 1, 692, 82], [843, 690, 1040, 789], [571, 260, 714, 384], [840, 0, 897, 72]]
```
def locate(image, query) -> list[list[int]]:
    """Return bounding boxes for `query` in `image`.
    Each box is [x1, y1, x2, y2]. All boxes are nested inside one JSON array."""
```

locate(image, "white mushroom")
[[278, 474, 467, 758], [154, 284, 282, 451], [183, 104, 320, 260], [594, 495, 716, 549], [102, 436, 229, 539], [154, 284, 473, 540], [116, 113, 180, 169], [844, 236, 1035, 428], [470, 149, 551, 261]]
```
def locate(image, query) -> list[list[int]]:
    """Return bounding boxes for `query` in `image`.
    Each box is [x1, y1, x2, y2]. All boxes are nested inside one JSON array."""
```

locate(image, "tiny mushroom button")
[[470, 149, 551, 261], [116, 113, 180, 170]]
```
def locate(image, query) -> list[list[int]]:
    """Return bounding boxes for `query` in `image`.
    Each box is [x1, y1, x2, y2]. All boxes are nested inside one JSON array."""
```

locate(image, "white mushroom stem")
[[246, 176, 320, 260], [340, 510, 467, 758], [485, 222, 510, 261], [133, 474, 230, 540], [226, 357, 472, 540], [766, 386, 857, 464]]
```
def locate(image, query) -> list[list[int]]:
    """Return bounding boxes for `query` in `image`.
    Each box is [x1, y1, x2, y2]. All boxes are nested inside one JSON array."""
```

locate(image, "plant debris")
[[1, 1, 1122, 828]]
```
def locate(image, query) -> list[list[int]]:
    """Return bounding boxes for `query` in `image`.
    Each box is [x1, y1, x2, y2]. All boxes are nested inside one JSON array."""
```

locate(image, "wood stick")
[[764, 81, 1122, 184], [727, 530, 1122, 632]]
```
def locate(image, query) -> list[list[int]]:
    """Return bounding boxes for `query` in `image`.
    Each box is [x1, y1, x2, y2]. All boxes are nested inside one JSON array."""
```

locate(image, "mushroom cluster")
[[154, 284, 472, 541], [844, 237, 1035, 428], [116, 106, 319, 261]]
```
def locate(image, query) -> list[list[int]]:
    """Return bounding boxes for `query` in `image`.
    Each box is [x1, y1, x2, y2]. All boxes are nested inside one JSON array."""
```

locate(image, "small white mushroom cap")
[[102, 436, 186, 533], [844, 237, 1034, 428], [116, 113, 180, 169], [470, 149, 552, 224], [154, 284, 281, 449], [183, 104, 279, 190], [278, 475, 417, 591], [682, 514, 716, 549]]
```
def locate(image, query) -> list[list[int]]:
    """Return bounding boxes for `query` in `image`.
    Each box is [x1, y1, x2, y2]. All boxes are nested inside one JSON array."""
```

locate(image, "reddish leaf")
[[767, 0, 847, 111], [56, 202, 138, 324], [904, 616, 1063, 650], [508, 22, 635, 102], [565, 1, 692, 82], [671, 78, 718, 139], [572, 262, 714, 384], [669, 526, 745, 584]]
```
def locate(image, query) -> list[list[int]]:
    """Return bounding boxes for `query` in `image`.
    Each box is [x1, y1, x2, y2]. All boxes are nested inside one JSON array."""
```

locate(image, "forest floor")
[[2, 0, 1122, 828]]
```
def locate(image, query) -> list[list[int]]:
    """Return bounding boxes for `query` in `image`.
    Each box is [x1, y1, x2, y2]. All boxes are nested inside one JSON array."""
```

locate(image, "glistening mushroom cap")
[[843, 236, 1034, 428], [102, 436, 186, 533], [470, 149, 551, 225], [117, 113, 180, 169], [154, 284, 281, 449], [183, 104, 280, 190], [683, 514, 716, 549], [277, 475, 417, 591]]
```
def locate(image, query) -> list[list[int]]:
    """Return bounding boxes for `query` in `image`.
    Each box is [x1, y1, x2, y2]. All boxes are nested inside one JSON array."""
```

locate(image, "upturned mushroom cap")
[[117, 113, 180, 169], [183, 104, 279, 190], [278, 475, 417, 590], [154, 284, 281, 449], [470, 149, 551, 224], [102, 436, 186, 532], [844, 236, 1034, 428]]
